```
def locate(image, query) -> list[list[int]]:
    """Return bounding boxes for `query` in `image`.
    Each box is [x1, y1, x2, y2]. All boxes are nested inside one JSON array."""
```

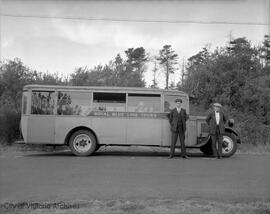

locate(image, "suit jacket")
[[169, 108, 188, 133], [206, 110, 228, 135]]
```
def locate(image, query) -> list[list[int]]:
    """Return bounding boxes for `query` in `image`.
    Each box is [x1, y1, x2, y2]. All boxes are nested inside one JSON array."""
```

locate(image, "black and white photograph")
[[0, 0, 270, 213]]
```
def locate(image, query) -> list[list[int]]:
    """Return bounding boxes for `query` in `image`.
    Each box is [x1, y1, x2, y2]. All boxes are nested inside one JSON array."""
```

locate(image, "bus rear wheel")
[[69, 130, 96, 156]]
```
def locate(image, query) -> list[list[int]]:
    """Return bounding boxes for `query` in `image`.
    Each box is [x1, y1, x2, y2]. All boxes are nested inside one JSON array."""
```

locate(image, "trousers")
[[170, 128, 186, 157], [211, 125, 223, 157]]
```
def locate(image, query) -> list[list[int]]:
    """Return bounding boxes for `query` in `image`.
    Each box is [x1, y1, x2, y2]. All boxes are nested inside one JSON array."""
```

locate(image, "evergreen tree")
[[157, 45, 178, 89]]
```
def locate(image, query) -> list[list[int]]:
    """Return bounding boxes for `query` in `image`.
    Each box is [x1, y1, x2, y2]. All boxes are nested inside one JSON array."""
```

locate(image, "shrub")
[[230, 109, 270, 145], [0, 104, 21, 144]]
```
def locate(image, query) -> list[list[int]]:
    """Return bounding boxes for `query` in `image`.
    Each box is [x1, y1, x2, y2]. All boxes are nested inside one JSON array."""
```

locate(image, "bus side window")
[[128, 94, 161, 112], [93, 92, 126, 112], [31, 91, 55, 115], [57, 91, 91, 116]]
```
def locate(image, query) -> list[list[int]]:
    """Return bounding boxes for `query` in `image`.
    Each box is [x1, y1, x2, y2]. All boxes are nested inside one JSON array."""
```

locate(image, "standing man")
[[206, 103, 228, 159], [168, 98, 189, 159]]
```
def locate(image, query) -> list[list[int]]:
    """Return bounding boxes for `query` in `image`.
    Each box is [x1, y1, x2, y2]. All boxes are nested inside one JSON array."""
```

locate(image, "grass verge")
[[237, 143, 270, 155], [1, 199, 270, 214]]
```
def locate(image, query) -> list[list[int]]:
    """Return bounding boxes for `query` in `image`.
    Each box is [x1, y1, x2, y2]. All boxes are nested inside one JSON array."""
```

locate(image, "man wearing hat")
[[168, 98, 189, 159], [206, 103, 228, 159]]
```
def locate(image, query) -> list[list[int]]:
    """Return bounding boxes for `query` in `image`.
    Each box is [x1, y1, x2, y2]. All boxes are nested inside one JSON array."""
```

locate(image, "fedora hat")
[[212, 103, 222, 108]]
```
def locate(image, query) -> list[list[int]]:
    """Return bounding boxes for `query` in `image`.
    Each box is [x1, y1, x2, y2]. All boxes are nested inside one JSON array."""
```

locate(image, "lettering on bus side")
[[92, 111, 108, 116], [88, 111, 167, 119]]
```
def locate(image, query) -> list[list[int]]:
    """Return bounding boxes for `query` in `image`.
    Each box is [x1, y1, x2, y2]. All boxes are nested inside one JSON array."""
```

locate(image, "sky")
[[1, 0, 269, 87]]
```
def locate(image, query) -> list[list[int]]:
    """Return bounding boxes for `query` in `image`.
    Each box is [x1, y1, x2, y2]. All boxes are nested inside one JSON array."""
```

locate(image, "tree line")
[[181, 36, 270, 145], [0, 36, 269, 144]]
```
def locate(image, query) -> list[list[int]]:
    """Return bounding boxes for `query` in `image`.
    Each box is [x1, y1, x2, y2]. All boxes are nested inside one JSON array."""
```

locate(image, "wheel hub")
[[77, 139, 87, 147], [222, 141, 229, 148], [73, 134, 92, 153]]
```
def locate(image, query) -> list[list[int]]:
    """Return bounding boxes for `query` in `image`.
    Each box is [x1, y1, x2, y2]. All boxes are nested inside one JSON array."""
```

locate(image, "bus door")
[[126, 94, 162, 145], [28, 91, 56, 143]]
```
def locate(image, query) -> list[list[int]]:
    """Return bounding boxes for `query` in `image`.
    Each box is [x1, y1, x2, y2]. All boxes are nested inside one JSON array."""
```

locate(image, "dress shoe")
[[168, 155, 173, 159], [182, 155, 189, 159]]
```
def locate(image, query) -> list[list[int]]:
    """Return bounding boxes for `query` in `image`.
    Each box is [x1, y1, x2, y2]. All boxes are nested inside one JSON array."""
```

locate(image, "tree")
[[124, 47, 148, 87], [70, 67, 89, 86], [0, 58, 34, 103], [125, 47, 148, 73], [260, 35, 270, 66], [151, 59, 158, 88], [181, 47, 211, 106], [112, 54, 125, 86], [157, 45, 178, 89]]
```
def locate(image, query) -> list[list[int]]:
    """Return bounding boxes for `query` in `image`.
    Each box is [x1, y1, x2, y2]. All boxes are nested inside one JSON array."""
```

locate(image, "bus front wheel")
[[200, 133, 237, 157], [69, 130, 96, 156]]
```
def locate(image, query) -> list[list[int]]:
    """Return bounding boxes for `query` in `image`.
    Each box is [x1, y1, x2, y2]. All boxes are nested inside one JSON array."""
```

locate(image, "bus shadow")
[[95, 151, 206, 158], [23, 149, 207, 158]]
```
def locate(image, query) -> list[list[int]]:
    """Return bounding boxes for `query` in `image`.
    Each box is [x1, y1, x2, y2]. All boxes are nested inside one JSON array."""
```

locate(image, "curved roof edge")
[[23, 84, 188, 95]]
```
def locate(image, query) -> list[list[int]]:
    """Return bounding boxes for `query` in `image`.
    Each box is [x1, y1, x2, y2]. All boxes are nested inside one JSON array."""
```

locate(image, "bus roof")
[[23, 84, 188, 95]]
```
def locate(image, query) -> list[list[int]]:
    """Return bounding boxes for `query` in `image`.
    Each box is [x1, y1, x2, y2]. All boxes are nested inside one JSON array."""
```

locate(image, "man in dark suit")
[[206, 103, 228, 159], [168, 98, 189, 159]]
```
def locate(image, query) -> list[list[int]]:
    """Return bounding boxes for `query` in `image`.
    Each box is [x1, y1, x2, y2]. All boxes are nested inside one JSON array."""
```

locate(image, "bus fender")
[[199, 128, 241, 146], [225, 127, 241, 144], [64, 126, 99, 145]]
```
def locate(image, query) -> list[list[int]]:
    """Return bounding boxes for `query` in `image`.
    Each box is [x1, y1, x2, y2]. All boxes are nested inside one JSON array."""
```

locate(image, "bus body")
[[21, 84, 239, 156]]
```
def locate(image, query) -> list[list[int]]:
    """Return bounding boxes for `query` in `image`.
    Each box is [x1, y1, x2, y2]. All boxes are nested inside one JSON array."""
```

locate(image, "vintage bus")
[[20, 84, 240, 156]]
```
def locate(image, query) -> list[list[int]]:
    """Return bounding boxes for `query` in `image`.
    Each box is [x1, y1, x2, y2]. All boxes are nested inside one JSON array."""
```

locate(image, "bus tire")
[[200, 133, 237, 157], [69, 130, 96, 156], [222, 133, 237, 157]]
